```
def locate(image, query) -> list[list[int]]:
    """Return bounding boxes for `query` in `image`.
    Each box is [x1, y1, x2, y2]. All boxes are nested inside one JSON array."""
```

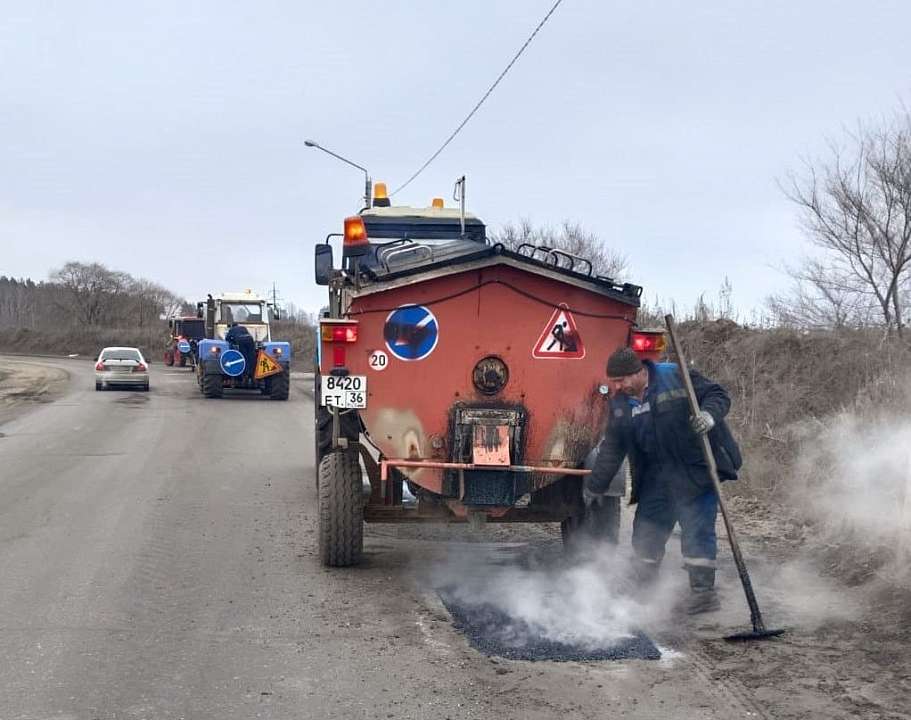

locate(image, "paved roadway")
[[0, 356, 773, 720]]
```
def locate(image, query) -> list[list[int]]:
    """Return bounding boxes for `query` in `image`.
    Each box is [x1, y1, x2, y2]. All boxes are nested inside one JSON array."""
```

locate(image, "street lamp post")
[[304, 139, 372, 209]]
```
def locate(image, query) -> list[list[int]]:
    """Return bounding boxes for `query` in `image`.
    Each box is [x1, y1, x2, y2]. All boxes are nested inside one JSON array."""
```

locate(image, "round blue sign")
[[177, 340, 191, 354], [220, 349, 246, 377], [383, 305, 439, 361]]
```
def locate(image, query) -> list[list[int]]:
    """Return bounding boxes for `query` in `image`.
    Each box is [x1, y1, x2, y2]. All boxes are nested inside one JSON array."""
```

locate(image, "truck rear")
[[314, 186, 658, 566]]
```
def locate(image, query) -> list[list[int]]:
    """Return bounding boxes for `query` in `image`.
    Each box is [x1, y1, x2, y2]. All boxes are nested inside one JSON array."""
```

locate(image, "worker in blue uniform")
[[585, 347, 742, 614]]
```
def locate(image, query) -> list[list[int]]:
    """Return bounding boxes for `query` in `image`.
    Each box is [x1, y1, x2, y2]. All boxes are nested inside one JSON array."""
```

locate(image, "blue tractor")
[[196, 291, 291, 400]]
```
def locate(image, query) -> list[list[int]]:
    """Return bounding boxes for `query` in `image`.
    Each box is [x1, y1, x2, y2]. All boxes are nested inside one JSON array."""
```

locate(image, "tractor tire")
[[202, 373, 223, 399], [561, 495, 621, 551], [164, 351, 174, 367], [178, 355, 187, 367], [269, 372, 289, 400], [318, 449, 364, 567]]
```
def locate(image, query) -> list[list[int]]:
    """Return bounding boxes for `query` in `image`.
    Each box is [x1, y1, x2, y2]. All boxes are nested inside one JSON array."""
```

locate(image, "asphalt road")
[[0, 356, 793, 720]]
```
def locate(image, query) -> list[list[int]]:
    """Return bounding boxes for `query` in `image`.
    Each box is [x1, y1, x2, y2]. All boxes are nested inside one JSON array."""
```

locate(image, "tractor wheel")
[[202, 373, 223, 399], [318, 449, 364, 567], [178, 355, 187, 367], [269, 372, 289, 400], [561, 495, 621, 551], [164, 351, 174, 367]]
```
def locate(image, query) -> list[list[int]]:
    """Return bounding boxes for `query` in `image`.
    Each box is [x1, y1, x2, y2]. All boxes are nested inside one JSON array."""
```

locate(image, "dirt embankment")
[[0, 357, 71, 427]]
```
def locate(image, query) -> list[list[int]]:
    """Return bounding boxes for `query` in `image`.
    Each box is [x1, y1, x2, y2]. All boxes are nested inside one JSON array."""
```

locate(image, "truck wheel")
[[202, 373, 223, 399], [318, 449, 364, 567], [164, 351, 174, 367], [269, 372, 289, 400], [561, 496, 621, 551]]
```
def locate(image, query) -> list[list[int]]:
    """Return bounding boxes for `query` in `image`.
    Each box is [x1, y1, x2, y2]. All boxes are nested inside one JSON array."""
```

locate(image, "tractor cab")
[[200, 290, 273, 343]]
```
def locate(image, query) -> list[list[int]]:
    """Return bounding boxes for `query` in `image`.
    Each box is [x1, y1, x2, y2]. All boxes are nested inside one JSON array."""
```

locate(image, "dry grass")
[[0, 325, 169, 361], [675, 321, 911, 498]]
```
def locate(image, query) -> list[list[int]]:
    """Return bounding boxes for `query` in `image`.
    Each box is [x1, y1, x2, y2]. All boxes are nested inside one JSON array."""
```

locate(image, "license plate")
[[321, 375, 367, 408]]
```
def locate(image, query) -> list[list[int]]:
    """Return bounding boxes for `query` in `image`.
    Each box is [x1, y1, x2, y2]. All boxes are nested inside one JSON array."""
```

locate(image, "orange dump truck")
[[313, 188, 663, 566]]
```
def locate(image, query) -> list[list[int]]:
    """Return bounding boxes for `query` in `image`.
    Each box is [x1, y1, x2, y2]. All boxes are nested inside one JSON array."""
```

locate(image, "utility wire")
[[390, 0, 566, 197]]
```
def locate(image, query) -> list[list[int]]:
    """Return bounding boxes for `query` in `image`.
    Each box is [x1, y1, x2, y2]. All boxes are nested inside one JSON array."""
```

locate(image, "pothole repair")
[[438, 588, 661, 662]]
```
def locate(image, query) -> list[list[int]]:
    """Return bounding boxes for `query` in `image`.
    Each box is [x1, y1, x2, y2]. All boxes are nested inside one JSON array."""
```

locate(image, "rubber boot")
[[686, 566, 721, 614], [629, 559, 661, 601]]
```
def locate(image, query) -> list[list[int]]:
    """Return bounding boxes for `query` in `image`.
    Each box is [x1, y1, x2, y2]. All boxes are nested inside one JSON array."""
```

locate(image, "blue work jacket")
[[588, 361, 742, 501]]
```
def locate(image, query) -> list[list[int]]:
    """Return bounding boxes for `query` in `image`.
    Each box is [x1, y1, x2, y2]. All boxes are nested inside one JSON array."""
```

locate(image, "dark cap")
[[606, 347, 643, 378]]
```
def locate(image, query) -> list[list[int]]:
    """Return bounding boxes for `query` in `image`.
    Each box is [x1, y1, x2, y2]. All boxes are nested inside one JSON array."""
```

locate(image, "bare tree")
[[766, 259, 878, 329], [488, 219, 628, 280], [784, 112, 911, 337], [49, 261, 128, 325]]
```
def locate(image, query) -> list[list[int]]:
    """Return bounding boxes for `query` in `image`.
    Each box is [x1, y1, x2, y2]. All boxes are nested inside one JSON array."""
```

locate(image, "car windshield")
[[102, 349, 141, 361], [222, 303, 263, 323]]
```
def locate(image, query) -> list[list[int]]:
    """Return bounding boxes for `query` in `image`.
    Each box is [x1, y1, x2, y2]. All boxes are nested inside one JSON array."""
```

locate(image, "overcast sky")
[[2, 1, 909, 318]]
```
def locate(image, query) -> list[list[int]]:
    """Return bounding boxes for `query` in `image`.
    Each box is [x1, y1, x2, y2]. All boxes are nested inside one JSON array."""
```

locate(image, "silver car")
[[94, 346, 150, 391]]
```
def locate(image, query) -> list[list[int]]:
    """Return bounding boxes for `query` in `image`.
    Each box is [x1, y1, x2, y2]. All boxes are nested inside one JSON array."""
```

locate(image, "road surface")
[[0, 355, 906, 720]]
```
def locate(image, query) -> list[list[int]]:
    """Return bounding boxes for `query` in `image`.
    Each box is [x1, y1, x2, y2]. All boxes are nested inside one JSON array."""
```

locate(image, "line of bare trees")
[[772, 109, 911, 339], [0, 261, 188, 332]]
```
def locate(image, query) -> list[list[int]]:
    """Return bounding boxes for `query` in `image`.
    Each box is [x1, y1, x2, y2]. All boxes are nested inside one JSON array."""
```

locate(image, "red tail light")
[[320, 322, 358, 343], [133, 363, 147, 373], [631, 331, 667, 354], [95, 361, 105, 371]]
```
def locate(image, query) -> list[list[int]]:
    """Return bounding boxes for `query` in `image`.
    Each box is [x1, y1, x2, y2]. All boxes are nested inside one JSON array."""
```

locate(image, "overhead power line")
[[391, 0, 566, 197]]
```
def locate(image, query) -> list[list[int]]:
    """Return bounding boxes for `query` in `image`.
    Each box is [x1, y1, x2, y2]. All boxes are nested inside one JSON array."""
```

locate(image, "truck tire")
[[561, 496, 621, 551], [202, 373, 223, 399], [269, 372, 289, 400], [318, 449, 364, 567]]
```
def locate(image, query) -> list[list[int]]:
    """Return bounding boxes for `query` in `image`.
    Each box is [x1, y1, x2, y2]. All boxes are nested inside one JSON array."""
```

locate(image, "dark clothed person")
[[587, 353, 742, 613]]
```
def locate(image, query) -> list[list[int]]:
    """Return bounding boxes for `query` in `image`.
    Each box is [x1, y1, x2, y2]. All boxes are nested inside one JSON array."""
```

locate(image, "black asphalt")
[[438, 588, 661, 662]]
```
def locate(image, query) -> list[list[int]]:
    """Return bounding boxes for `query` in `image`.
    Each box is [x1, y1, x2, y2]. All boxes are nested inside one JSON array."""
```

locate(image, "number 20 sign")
[[369, 350, 388, 371]]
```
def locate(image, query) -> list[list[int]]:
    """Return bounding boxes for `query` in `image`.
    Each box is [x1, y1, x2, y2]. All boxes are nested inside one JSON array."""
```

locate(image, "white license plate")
[[321, 375, 367, 408]]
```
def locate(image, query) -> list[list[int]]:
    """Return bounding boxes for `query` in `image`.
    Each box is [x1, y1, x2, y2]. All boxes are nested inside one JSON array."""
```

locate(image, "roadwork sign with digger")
[[532, 305, 585, 359], [254, 350, 283, 380]]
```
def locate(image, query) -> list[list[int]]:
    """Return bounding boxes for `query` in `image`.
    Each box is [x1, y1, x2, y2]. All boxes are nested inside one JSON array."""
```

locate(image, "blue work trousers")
[[632, 472, 719, 567]]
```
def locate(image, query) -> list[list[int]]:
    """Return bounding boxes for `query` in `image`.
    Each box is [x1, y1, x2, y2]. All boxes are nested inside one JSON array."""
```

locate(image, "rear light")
[[209, 346, 221, 355], [134, 363, 147, 373], [320, 323, 358, 343], [272, 347, 283, 356], [343, 216, 368, 247], [95, 361, 105, 371], [630, 331, 667, 354]]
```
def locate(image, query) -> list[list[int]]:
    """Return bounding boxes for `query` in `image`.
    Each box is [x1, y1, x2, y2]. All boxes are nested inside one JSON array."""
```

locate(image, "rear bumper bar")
[[379, 459, 591, 481]]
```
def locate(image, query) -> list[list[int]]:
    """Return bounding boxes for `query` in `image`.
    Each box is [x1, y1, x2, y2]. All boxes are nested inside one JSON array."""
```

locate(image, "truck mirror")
[[315, 244, 334, 286]]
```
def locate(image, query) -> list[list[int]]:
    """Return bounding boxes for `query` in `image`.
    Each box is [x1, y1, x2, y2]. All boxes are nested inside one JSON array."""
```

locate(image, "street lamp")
[[304, 139, 372, 209]]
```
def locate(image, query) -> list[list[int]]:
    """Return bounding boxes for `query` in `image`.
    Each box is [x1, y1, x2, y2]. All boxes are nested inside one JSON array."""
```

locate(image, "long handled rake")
[[665, 314, 785, 642]]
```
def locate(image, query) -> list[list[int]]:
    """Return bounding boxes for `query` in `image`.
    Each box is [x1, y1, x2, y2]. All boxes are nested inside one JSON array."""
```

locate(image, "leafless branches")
[[779, 113, 911, 337], [488, 219, 628, 280]]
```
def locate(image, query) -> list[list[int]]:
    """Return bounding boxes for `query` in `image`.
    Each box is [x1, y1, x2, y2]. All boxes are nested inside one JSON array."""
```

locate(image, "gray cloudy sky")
[[2, 1, 909, 316]]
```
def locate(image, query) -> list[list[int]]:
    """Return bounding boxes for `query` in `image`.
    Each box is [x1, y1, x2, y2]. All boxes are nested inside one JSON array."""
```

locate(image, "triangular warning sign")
[[532, 305, 586, 359], [254, 350, 283, 379]]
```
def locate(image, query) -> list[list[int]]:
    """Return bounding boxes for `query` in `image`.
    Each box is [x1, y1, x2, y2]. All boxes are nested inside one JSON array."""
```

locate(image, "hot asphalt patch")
[[438, 588, 661, 662]]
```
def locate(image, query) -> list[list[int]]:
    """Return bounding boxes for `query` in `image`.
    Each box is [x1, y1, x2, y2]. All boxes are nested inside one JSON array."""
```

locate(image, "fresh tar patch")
[[438, 587, 661, 662]]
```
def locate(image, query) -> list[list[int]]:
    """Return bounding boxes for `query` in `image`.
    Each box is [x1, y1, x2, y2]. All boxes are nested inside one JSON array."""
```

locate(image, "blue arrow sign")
[[220, 349, 246, 377], [383, 305, 439, 362], [177, 340, 191, 354]]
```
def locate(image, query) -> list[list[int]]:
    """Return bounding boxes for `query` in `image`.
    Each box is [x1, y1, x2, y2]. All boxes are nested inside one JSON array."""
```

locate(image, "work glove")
[[582, 484, 607, 507], [689, 409, 715, 435]]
